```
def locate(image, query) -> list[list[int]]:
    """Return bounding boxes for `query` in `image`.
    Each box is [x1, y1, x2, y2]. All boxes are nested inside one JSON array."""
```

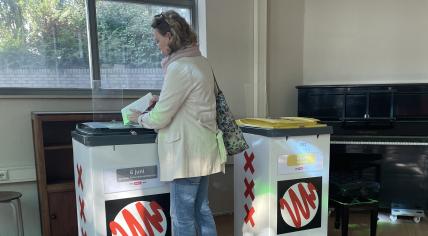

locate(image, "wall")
[[303, 0, 428, 85], [205, 0, 255, 118], [204, 0, 255, 216], [267, 0, 305, 117]]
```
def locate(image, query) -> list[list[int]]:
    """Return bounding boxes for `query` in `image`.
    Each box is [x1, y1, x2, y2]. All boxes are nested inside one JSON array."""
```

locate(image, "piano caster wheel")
[[413, 217, 421, 223], [390, 214, 397, 222]]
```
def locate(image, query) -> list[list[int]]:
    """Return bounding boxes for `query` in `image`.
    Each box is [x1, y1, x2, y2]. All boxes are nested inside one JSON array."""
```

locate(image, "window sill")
[[0, 88, 159, 99]]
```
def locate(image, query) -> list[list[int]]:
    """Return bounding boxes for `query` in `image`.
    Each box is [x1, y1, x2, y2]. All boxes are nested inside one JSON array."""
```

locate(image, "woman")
[[128, 10, 225, 236]]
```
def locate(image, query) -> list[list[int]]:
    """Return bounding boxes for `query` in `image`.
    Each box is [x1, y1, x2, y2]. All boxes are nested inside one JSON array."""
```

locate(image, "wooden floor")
[[214, 211, 428, 236]]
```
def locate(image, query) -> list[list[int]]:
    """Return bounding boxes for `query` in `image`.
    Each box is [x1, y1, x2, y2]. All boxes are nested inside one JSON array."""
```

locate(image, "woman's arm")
[[139, 63, 194, 129]]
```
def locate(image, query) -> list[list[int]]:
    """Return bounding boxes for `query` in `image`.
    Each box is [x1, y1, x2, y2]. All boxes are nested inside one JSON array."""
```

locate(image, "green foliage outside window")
[[97, 1, 163, 69], [0, 0, 173, 70], [0, 0, 88, 69]]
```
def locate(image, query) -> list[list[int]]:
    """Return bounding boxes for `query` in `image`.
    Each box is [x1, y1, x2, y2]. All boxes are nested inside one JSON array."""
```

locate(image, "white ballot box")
[[72, 122, 170, 236], [234, 118, 332, 236]]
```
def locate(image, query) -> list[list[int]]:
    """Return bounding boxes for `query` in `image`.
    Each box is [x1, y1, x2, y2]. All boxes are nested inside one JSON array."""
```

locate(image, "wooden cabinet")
[[32, 112, 120, 236], [48, 191, 77, 236]]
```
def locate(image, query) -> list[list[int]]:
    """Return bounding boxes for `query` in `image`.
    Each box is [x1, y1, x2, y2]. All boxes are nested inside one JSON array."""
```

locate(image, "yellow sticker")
[[287, 153, 316, 166]]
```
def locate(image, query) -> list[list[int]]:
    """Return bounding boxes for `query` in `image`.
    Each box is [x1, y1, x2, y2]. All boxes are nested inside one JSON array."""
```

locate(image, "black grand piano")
[[297, 83, 428, 222]]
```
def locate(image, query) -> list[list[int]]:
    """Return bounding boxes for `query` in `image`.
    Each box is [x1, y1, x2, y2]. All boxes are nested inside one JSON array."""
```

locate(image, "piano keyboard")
[[331, 136, 428, 146]]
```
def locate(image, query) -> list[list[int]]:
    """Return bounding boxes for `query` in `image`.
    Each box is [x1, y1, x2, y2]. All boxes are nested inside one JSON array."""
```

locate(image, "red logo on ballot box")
[[109, 201, 167, 236], [280, 182, 319, 228], [106, 194, 170, 236], [277, 177, 322, 234]]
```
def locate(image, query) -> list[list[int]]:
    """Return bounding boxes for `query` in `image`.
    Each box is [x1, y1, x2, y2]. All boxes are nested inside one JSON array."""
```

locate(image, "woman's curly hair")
[[151, 10, 197, 54]]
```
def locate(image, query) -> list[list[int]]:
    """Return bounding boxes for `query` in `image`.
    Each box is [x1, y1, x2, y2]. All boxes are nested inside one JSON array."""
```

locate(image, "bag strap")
[[211, 69, 221, 95]]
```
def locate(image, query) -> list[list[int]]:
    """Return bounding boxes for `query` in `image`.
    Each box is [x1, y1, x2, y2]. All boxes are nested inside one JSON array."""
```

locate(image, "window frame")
[[0, 0, 196, 96]]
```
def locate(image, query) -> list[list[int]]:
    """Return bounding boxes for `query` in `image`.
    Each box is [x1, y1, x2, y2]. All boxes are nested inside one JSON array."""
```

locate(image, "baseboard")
[[213, 211, 234, 216]]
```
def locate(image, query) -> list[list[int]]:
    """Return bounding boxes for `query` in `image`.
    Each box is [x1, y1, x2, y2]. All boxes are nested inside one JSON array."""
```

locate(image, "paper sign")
[[121, 92, 153, 125], [103, 165, 166, 194], [286, 153, 316, 166]]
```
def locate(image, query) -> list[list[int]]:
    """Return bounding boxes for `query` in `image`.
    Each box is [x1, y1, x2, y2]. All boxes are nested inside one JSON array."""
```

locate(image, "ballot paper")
[[121, 92, 153, 125]]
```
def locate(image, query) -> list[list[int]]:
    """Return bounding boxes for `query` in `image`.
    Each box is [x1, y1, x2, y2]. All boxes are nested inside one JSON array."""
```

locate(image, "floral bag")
[[213, 75, 249, 155]]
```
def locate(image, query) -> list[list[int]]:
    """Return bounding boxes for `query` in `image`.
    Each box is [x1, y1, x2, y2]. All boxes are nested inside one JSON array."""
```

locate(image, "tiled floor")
[[214, 210, 428, 236]]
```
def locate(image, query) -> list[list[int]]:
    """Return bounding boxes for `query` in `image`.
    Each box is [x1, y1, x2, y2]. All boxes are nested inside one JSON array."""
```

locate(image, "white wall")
[[205, 0, 255, 118], [204, 0, 255, 215], [304, 0, 428, 85], [267, 0, 305, 117]]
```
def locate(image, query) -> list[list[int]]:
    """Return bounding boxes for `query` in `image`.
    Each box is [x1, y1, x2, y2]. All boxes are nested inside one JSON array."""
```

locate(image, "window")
[[0, 0, 90, 88], [0, 0, 195, 91], [96, 1, 192, 90]]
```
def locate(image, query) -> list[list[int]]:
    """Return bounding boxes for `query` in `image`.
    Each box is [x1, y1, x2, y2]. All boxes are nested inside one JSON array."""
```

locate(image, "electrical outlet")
[[0, 169, 8, 181]]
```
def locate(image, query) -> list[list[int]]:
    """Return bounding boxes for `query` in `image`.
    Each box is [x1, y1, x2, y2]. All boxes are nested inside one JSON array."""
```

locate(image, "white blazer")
[[139, 56, 225, 181]]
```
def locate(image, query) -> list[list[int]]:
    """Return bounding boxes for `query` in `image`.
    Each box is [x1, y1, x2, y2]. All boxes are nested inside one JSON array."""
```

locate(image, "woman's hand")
[[147, 95, 159, 111], [128, 109, 143, 124]]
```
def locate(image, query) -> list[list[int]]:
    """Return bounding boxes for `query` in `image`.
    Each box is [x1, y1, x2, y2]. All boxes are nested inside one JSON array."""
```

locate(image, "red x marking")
[[81, 228, 87, 236], [244, 152, 255, 174], [244, 178, 255, 200], [79, 196, 86, 223], [244, 204, 255, 227], [77, 164, 84, 191]]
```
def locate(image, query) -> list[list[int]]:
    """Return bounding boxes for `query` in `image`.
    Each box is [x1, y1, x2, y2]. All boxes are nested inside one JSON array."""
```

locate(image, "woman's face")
[[153, 29, 172, 55]]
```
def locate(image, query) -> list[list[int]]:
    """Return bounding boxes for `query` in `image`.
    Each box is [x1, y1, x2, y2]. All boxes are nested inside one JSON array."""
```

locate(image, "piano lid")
[[297, 84, 428, 121], [297, 83, 428, 136]]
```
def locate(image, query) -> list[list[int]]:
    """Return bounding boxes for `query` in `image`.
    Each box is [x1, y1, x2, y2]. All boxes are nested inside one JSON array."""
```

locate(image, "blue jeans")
[[170, 176, 217, 236]]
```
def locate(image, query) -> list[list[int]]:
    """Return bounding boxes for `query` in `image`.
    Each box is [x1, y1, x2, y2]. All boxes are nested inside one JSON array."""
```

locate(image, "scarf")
[[161, 45, 202, 73]]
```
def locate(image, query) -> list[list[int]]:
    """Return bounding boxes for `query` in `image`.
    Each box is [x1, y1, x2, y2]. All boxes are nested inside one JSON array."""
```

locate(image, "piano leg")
[[334, 205, 341, 229], [370, 206, 378, 236], [341, 206, 349, 236]]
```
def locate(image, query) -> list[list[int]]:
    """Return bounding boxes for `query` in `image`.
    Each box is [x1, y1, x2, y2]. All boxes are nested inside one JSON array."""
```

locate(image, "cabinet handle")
[[50, 214, 57, 220]]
